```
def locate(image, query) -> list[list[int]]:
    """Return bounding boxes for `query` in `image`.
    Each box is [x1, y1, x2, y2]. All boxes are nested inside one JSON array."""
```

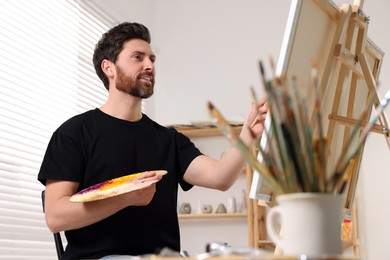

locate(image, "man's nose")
[[144, 59, 154, 71]]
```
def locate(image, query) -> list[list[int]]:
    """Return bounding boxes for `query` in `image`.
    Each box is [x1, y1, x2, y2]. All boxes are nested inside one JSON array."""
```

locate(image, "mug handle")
[[266, 206, 284, 251]]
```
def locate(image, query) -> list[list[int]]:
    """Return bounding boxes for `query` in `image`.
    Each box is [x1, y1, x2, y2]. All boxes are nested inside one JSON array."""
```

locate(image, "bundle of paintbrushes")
[[208, 60, 390, 195]]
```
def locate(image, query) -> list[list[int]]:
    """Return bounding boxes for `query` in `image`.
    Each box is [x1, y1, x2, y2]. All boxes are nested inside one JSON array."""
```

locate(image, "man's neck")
[[100, 92, 143, 122]]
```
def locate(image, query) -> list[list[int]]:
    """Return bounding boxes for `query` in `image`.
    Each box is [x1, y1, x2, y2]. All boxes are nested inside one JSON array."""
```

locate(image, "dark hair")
[[92, 22, 151, 90]]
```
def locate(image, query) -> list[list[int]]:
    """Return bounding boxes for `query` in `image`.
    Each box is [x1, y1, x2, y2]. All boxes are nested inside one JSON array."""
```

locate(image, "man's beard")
[[115, 66, 154, 99]]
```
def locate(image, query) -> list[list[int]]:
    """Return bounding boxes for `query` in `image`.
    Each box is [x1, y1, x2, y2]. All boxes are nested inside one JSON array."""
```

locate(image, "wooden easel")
[[322, 2, 389, 255], [247, 164, 275, 251], [319, 0, 389, 215], [248, 0, 389, 256]]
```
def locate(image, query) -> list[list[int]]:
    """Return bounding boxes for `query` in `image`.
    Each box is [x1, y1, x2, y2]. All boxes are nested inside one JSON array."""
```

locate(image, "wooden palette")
[[70, 170, 167, 202]]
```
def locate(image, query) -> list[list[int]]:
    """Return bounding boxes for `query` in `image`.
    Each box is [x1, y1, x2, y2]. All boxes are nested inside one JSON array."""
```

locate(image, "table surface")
[[151, 255, 359, 260]]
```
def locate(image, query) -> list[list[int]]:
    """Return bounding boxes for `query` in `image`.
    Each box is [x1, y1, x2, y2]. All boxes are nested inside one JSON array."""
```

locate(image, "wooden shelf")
[[173, 125, 242, 138], [178, 213, 247, 219]]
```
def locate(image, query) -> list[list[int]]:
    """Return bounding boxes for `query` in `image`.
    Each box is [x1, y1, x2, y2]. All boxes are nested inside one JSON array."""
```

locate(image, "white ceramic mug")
[[266, 193, 344, 257]]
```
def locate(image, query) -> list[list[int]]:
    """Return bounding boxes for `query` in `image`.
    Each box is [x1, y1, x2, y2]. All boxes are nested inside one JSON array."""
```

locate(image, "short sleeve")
[[37, 130, 85, 186], [173, 130, 202, 191]]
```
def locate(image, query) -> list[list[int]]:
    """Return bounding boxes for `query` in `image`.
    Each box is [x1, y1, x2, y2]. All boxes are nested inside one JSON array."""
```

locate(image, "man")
[[38, 22, 267, 259]]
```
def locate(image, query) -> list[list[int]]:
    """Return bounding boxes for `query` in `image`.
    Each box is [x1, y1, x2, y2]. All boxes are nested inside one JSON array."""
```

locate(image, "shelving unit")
[[174, 124, 252, 253], [178, 213, 246, 219], [174, 124, 272, 251], [173, 124, 242, 138]]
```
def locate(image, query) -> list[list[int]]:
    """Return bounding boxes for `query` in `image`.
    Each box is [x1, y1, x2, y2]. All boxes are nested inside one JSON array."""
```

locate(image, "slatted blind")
[[0, 1, 116, 258]]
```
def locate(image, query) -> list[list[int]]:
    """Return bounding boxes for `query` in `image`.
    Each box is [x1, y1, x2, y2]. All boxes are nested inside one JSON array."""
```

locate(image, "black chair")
[[41, 190, 65, 260]]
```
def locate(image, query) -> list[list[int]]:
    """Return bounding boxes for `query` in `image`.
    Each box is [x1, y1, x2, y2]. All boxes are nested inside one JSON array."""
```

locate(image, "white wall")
[[152, 0, 289, 125], [94, 0, 390, 258]]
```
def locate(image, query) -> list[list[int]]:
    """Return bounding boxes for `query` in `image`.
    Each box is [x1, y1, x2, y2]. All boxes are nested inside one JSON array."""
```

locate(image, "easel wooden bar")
[[328, 114, 387, 135]]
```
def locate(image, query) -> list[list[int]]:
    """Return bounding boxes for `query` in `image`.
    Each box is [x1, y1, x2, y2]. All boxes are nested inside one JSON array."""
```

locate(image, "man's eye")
[[132, 55, 141, 60]]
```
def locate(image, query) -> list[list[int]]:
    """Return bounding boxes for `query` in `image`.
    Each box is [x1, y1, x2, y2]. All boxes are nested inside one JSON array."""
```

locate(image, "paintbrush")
[[283, 83, 316, 192], [265, 77, 301, 193], [250, 60, 270, 128], [207, 101, 285, 195], [337, 159, 355, 194], [268, 56, 276, 76], [250, 86, 263, 128], [251, 85, 290, 191], [290, 75, 319, 191], [311, 62, 327, 192]]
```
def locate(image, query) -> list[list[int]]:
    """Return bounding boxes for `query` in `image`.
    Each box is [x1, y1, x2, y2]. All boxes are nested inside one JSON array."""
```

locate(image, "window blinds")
[[0, 1, 116, 258]]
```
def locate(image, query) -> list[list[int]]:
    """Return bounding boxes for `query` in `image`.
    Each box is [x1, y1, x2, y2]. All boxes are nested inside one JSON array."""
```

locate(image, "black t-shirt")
[[38, 109, 202, 259]]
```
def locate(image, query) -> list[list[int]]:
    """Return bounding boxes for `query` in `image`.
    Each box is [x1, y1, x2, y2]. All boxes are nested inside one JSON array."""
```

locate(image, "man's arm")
[[183, 99, 267, 190], [44, 172, 161, 233]]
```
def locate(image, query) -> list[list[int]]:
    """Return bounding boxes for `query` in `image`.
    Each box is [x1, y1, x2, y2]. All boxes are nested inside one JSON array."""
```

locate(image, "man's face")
[[114, 39, 156, 98]]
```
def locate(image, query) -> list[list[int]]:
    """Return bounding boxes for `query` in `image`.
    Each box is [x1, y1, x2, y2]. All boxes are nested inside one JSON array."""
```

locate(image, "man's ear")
[[101, 59, 114, 78]]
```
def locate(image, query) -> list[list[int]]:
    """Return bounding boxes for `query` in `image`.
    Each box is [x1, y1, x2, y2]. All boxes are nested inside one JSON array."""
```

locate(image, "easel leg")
[[352, 198, 360, 256]]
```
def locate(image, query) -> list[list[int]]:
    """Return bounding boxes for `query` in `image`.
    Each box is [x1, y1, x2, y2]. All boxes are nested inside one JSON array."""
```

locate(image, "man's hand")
[[241, 98, 268, 145], [122, 171, 163, 206]]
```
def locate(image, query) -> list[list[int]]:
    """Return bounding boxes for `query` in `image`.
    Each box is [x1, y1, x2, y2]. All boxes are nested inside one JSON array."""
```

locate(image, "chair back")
[[41, 190, 65, 260]]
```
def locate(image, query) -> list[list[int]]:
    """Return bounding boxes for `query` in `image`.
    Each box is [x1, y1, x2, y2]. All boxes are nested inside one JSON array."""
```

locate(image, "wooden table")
[[151, 255, 359, 260]]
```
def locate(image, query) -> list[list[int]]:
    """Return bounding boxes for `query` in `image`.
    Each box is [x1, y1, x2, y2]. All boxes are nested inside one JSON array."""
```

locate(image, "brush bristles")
[[207, 101, 214, 111]]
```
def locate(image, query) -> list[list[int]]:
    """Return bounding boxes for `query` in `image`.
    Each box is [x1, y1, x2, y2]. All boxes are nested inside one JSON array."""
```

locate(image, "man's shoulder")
[[56, 109, 97, 134]]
